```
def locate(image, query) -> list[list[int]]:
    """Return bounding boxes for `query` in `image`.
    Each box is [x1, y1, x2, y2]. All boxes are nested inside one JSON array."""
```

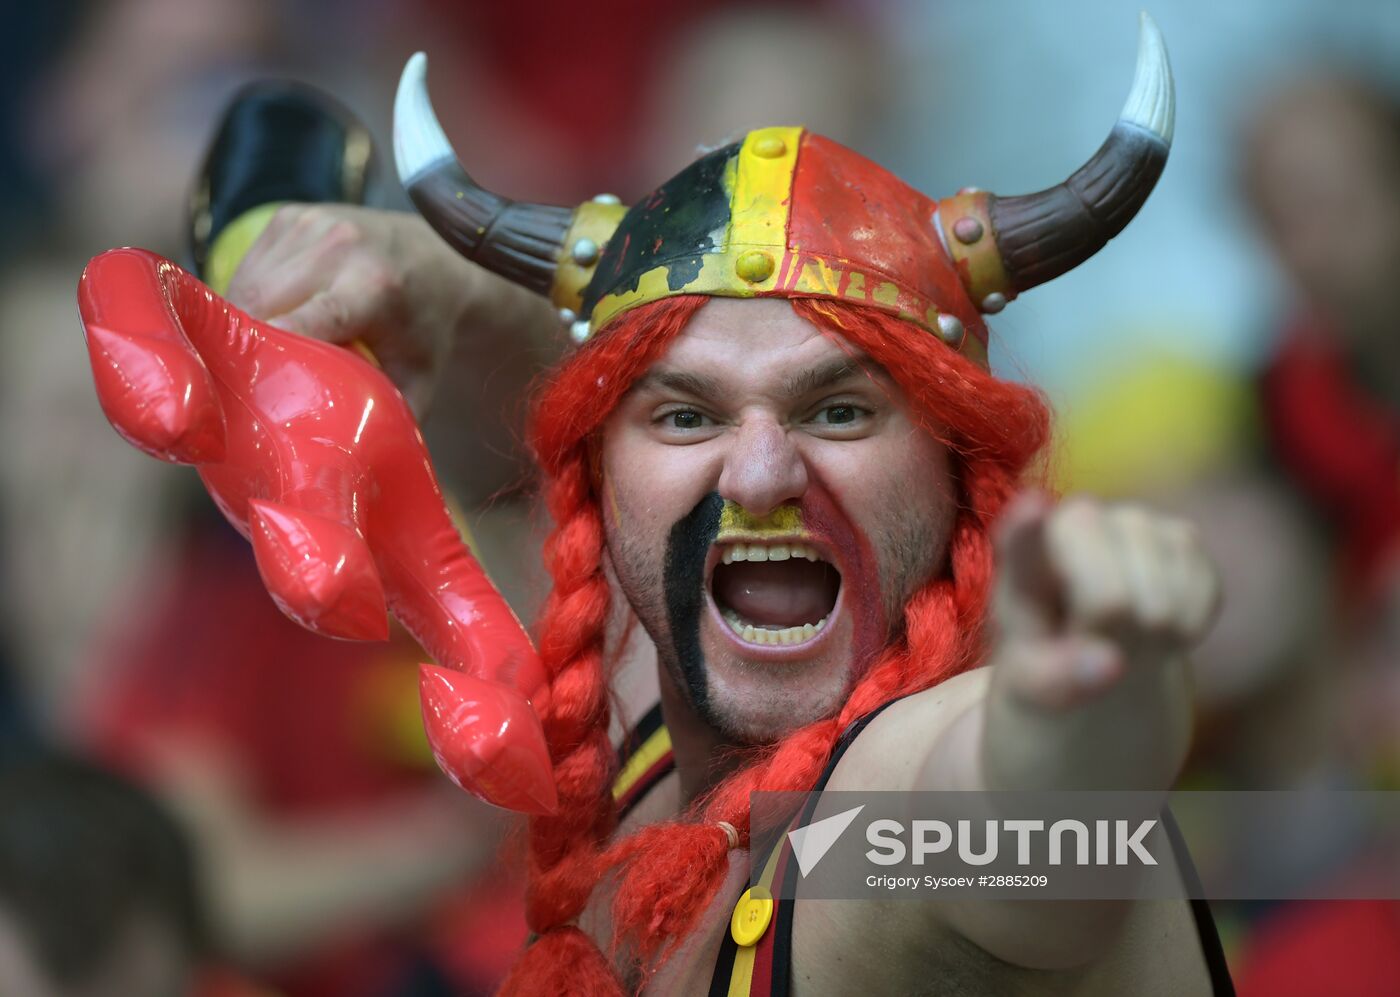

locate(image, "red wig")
[[501, 295, 1051, 995]]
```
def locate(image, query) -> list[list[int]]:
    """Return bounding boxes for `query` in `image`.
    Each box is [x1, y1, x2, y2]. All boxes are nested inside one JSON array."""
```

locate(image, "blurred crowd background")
[[0, 0, 1396, 995]]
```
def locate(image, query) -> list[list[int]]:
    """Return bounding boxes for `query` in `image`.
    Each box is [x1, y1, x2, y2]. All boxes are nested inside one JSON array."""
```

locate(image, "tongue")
[[712, 560, 839, 627]]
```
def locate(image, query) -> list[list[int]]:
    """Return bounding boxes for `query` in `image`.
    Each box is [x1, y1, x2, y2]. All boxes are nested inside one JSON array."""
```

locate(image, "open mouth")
[[709, 540, 842, 648]]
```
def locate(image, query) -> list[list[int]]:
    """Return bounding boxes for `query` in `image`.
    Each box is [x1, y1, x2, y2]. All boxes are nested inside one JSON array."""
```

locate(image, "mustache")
[[662, 492, 725, 715]]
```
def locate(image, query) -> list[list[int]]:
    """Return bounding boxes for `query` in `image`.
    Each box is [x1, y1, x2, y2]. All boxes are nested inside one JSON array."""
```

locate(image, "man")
[[82, 14, 1229, 995]]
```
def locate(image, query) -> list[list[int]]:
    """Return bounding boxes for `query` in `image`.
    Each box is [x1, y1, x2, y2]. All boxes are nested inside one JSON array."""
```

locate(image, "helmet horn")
[[394, 53, 572, 295], [988, 12, 1174, 295]]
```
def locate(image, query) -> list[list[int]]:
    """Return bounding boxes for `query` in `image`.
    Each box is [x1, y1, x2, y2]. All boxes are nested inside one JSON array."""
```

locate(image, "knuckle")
[[322, 218, 363, 252], [256, 204, 297, 246], [361, 260, 404, 299], [269, 202, 303, 229], [292, 203, 327, 228], [1109, 503, 1154, 536], [1068, 576, 1134, 628]]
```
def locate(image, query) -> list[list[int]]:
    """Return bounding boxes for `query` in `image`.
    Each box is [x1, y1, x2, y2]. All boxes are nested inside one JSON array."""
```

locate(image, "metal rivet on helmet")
[[752, 136, 787, 159], [952, 217, 984, 244], [736, 250, 775, 283], [936, 313, 965, 347], [571, 238, 600, 266]]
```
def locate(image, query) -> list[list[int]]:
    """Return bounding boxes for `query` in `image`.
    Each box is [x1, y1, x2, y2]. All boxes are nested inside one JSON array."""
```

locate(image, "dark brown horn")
[[394, 53, 571, 296], [990, 13, 1174, 295]]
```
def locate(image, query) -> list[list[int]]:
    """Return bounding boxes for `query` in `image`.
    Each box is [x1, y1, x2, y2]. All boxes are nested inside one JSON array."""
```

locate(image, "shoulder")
[[825, 666, 991, 793]]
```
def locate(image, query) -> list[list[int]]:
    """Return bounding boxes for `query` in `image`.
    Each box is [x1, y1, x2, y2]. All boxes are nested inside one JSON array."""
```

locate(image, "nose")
[[717, 414, 809, 518]]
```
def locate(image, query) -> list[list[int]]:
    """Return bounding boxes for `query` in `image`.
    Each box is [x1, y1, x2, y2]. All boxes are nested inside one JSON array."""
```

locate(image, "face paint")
[[662, 491, 725, 717], [716, 503, 807, 543], [794, 485, 890, 670]]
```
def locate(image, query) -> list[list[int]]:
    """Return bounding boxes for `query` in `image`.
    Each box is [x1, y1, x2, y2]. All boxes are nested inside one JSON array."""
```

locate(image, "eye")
[[810, 403, 867, 426], [659, 408, 713, 430]]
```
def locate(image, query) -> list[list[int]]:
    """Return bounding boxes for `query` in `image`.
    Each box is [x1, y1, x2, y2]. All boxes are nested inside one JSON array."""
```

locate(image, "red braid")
[[501, 296, 1050, 994], [501, 297, 708, 995]]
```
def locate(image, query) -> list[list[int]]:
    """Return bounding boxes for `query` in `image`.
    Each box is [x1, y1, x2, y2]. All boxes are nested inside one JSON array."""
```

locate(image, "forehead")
[[649, 297, 860, 379]]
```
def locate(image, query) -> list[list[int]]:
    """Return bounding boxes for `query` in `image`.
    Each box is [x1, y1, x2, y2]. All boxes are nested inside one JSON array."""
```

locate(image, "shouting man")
[[80, 12, 1232, 996], [384, 12, 1225, 992]]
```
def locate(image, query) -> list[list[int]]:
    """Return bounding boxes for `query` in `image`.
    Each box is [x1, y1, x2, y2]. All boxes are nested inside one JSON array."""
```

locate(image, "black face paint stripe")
[[663, 492, 725, 717]]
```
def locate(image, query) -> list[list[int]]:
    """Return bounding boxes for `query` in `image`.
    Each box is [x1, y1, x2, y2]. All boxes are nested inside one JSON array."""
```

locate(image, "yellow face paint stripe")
[[717, 501, 806, 543]]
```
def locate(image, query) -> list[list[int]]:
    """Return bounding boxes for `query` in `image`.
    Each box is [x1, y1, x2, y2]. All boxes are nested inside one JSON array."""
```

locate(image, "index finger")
[[994, 491, 1062, 637]]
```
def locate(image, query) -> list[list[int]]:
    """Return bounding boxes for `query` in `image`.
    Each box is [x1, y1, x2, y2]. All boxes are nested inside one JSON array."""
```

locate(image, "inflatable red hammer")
[[77, 247, 555, 815]]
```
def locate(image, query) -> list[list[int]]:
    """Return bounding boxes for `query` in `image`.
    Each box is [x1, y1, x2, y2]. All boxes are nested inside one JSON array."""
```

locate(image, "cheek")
[[811, 426, 956, 601], [601, 426, 721, 533], [599, 440, 716, 591], [813, 424, 954, 522]]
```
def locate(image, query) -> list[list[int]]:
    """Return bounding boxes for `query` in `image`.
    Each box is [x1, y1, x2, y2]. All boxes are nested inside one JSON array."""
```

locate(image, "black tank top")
[[706, 699, 1236, 996]]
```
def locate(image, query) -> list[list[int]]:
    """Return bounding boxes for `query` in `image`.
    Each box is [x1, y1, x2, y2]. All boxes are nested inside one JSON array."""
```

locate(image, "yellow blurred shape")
[[1055, 351, 1255, 497]]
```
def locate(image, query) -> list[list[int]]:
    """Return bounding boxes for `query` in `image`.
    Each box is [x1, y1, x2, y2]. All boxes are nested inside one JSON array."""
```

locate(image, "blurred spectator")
[[1244, 75, 1400, 604], [76, 509, 510, 996], [1226, 71, 1400, 995], [0, 751, 217, 997]]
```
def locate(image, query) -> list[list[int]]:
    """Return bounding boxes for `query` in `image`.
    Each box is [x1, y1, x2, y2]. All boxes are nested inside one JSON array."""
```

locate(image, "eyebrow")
[[634, 355, 883, 403], [779, 356, 878, 399]]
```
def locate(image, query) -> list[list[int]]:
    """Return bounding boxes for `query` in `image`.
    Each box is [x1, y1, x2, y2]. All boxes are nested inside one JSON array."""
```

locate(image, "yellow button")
[[752, 135, 787, 159], [730, 887, 774, 947], [736, 250, 775, 283]]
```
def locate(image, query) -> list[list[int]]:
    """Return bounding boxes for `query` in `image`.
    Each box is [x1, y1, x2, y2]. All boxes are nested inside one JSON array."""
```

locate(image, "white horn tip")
[[1119, 11, 1175, 145], [393, 51, 454, 186]]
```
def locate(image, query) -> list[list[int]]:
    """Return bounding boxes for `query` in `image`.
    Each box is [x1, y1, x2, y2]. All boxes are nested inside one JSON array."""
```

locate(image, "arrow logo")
[[787, 804, 865, 877]]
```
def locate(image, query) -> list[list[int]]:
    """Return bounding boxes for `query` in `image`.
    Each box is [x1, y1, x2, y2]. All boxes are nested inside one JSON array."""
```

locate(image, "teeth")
[[718, 541, 823, 563], [719, 607, 829, 647]]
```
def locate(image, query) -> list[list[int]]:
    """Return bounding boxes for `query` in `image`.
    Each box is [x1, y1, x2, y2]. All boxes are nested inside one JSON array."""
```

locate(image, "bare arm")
[[913, 496, 1219, 969]]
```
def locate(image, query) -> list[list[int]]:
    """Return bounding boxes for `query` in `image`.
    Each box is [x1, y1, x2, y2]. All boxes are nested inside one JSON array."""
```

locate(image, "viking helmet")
[[394, 13, 1174, 367]]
